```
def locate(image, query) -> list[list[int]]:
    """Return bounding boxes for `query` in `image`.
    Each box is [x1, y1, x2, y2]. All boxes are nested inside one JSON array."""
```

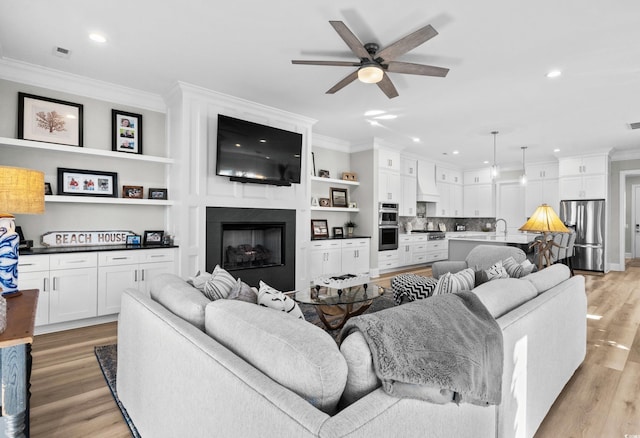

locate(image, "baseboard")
[[35, 314, 118, 335]]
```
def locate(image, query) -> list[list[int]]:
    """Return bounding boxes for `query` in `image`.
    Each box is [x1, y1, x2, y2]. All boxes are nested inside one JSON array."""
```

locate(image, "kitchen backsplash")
[[399, 216, 497, 233]]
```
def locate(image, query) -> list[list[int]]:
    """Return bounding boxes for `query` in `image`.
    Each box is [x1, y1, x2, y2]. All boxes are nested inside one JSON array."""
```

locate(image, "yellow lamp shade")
[[519, 203, 568, 233], [0, 166, 45, 215]]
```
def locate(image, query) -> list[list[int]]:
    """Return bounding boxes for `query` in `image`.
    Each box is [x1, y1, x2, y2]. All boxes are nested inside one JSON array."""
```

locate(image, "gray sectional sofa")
[[117, 263, 586, 438]]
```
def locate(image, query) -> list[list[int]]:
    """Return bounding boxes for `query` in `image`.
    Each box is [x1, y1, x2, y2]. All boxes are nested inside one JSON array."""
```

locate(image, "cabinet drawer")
[[310, 240, 341, 250], [50, 252, 97, 269], [378, 250, 398, 261], [99, 251, 140, 266], [428, 241, 448, 251], [425, 251, 448, 262], [342, 239, 369, 248], [413, 254, 427, 264], [379, 260, 399, 269], [18, 254, 50, 272], [138, 248, 176, 263], [413, 244, 428, 253]]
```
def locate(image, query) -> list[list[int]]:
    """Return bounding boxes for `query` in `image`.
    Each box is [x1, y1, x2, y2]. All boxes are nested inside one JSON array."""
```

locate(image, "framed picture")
[[332, 227, 344, 238], [318, 169, 330, 178], [122, 185, 143, 199], [148, 188, 168, 200], [330, 187, 348, 207], [57, 168, 118, 197], [143, 230, 164, 246], [112, 109, 143, 154], [18, 92, 83, 147], [311, 219, 329, 239], [44, 182, 53, 195], [126, 234, 142, 245]]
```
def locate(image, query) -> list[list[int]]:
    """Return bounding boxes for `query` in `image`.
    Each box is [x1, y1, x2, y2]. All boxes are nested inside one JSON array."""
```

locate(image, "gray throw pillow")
[[202, 265, 237, 300], [433, 268, 475, 295]]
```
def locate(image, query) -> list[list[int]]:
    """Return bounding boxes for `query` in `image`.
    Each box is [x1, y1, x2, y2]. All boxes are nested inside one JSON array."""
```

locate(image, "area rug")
[[94, 345, 140, 438]]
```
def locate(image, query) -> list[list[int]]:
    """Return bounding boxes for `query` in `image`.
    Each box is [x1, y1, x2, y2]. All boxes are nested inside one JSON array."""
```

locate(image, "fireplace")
[[206, 207, 296, 290]]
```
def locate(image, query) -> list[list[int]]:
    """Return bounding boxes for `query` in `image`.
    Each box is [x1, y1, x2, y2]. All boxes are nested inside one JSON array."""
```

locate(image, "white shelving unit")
[[310, 206, 359, 212], [1, 136, 173, 206], [310, 176, 359, 186]]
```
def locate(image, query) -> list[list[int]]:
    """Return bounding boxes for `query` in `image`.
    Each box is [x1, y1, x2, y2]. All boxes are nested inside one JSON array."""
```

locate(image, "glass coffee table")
[[294, 282, 386, 330]]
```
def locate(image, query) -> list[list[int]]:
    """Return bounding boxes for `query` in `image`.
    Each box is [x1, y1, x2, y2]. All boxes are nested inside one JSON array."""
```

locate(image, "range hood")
[[416, 160, 440, 202]]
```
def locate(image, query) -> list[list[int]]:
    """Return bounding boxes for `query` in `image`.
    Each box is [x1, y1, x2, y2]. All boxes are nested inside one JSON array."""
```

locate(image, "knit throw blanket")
[[341, 292, 503, 406]]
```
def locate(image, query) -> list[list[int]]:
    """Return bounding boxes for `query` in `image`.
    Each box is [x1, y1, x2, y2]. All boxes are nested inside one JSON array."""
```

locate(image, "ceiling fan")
[[292, 21, 449, 99]]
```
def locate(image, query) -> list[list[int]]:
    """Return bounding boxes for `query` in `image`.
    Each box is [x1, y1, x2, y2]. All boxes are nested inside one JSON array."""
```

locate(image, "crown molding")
[[0, 57, 166, 112]]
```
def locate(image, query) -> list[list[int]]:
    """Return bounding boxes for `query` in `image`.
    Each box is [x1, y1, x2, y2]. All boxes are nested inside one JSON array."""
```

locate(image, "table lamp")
[[0, 166, 45, 294], [519, 203, 569, 270]]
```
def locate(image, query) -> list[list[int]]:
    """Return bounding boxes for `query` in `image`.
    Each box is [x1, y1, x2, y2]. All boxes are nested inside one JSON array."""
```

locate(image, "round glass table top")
[[294, 282, 386, 306]]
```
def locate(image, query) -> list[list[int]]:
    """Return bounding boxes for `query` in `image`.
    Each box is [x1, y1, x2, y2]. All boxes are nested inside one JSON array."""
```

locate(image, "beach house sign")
[[41, 230, 136, 247]]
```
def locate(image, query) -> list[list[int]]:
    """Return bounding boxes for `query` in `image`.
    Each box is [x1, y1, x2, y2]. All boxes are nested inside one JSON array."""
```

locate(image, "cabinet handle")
[[112, 257, 128, 260], [134, 270, 138, 282], [66, 259, 86, 264], [21, 263, 35, 266], [150, 254, 165, 258], [52, 277, 57, 291], [141, 269, 145, 281], [44, 277, 48, 292]]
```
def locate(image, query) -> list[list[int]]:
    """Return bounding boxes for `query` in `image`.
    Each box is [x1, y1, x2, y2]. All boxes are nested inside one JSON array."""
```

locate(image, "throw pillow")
[[187, 270, 213, 292], [391, 274, 438, 304], [228, 278, 258, 304], [433, 268, 475, 295], [202, 265, 237, 301], [474, 269, 490, 288], [502, 256, 536, 278], [485, 260, 509, 281], [257, 281, 304, 319]]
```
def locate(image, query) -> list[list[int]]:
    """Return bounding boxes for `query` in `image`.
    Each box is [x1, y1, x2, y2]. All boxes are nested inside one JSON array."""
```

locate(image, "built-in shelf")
[[310, 176, 360, 186], [310, 206, 359, 212], [45, 195, 173, 206], [0, 136, 174, 164]]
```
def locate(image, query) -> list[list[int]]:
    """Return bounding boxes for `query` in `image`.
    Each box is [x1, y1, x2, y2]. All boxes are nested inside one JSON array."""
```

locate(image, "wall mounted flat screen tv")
[[216, 114, 303, 186]]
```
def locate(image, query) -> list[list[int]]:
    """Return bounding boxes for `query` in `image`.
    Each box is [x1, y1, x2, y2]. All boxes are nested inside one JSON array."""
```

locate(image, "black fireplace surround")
[[206, 207, 296, 291]]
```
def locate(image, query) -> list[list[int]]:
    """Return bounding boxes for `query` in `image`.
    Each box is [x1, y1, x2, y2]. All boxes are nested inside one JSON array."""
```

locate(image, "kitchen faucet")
[[495, 218, 508, 235]]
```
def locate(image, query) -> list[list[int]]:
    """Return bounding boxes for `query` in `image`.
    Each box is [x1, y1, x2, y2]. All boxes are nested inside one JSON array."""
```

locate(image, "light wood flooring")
[[29, 263, 640, 437]]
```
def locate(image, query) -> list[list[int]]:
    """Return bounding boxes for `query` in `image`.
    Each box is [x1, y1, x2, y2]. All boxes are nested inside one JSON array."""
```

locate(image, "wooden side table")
[[0, 289, 38, 437]]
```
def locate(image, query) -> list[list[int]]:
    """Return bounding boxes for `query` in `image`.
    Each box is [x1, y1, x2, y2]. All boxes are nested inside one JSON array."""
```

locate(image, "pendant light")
[[490, 131, 499, 180], [520, 146, 528, 185]]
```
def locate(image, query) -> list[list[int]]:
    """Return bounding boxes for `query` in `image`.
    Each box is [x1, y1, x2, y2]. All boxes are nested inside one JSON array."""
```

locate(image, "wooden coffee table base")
[[314, 300, 373, 330]]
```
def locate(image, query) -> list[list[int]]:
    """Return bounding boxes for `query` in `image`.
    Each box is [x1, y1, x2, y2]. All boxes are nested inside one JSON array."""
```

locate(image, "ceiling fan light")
[[358, 65, 384, 84]]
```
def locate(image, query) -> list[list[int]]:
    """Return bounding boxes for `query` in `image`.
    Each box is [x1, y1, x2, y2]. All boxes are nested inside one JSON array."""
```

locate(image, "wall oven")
[[378, 203, 399, 251]]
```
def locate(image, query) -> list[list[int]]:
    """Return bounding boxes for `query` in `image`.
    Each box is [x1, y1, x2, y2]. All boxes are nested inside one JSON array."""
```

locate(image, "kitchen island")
[[446, 232, 540, 262]]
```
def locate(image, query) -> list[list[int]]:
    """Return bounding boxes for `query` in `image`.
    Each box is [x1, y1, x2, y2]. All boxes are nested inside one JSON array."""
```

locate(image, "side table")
[[0, 289, 38, 437]]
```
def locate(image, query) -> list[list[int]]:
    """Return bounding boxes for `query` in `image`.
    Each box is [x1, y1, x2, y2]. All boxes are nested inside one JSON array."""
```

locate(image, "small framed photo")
[[44, 182, 53, 195], [18, 92, 83, 147], [332, 227, 344, 238], [122, 185, 143, 199], [126, 234, 142, 245], [311, 219, 329, 239], [143, 230, 164, 246], [318, 169, 330, 178], [148, 188, 168, 200], [330, 187, 348, 208], [112, 109, 143, 154], [57, 168, 118, 197]]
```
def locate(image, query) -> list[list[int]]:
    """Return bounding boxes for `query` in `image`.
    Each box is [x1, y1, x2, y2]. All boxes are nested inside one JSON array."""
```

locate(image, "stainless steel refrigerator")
[[559, 199, 605, 272]]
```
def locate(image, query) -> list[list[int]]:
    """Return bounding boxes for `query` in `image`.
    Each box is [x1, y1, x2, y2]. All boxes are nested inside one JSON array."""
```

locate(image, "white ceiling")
[[1, 0, 639, 169]]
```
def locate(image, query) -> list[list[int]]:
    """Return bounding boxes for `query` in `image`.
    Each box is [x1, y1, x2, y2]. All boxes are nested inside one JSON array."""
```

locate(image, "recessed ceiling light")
[[259, 139, 267, 143], [364, 110, 385, 117], [412, 137, 420, 143], [374, 114, 397, 120], [483, 160, 489, 164], [553, 148, 560, 152], [452, 150, 459, 155], [368, 120, 380, 126], [546, 70, 562, 78], [89, 33, 107, 43]]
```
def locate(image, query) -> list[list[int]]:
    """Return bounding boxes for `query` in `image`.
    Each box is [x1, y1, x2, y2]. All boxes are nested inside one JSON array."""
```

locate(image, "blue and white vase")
[[0, 216, 19, 293]]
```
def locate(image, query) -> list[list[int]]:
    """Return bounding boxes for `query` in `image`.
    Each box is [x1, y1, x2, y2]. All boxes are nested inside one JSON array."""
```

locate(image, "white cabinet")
[[463, 184, 493, 217], [464, 168, 492, 185], [400, 174, 417, 216], [309, 239, 370, 279], [401, 157, 417, 176], [436, 166, 462, 184], [18, 248, 177, 329], [525, 179, 560, 214], [526, 162, 559, 180], [378, 250, 399, 271], [432, 181, 463, 217], [397, 234, 442, 267], [379, 149, 401, 172], [19, 253, 98, 325], [340, 239, 370, 275], [379, 170, 401, 203], [425, 239, 448, 263], [97, 248, 176, 315], [558, 155, 608, 200]]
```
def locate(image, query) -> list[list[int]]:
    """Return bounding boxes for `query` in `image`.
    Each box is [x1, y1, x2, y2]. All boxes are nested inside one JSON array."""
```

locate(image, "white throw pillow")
[[257, 281, 304, 319], [202, 265, 237, 300], [485, 260, 509, 281], [502, 256, 536, 278], [433, 268, 475, 295]]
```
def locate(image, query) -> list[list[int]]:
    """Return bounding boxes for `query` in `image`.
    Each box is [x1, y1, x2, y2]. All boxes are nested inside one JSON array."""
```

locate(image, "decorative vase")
[[347, 226, 354, 236], [0, 215, 19, 293]]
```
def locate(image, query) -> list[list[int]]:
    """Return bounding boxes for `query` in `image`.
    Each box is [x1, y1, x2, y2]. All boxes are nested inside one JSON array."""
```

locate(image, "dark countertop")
[[311, 235, 371, 241], [19, 244, 179, 255]]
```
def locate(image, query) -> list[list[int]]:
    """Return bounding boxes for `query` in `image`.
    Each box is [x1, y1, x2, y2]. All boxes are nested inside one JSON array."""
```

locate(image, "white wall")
[[165, 82, 315, 290]]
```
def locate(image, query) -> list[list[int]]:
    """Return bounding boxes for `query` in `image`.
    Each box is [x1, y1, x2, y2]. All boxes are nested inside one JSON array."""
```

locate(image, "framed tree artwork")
[[18, 92, 83, 147]]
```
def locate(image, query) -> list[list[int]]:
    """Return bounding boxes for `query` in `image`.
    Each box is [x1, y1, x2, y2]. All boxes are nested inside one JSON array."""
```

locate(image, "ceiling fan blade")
[[377, 24, 438, 62], [292, 60, 361, 67], [377, 73, 399, 99], [386, 61, 449, 77], [326, 70, 359, 94], [329, 21, 372, 60]]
